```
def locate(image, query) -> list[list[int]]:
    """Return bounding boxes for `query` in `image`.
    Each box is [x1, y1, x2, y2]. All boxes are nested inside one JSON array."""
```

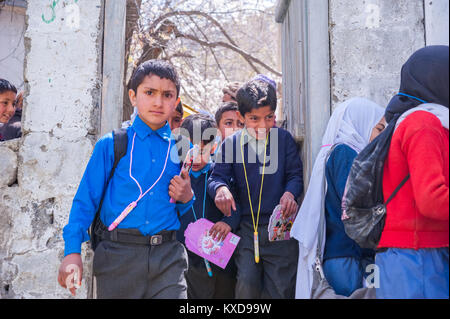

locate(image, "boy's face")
[[129, 75, 178, 131], [0, 91, 17, 124], [191, 141, 214, 172], [168, 110, 183, 130], [242, 105, 275, 140], [218, 110, 244, 140]]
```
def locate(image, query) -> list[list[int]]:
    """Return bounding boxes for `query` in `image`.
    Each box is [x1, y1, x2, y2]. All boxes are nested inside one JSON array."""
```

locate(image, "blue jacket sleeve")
[[220, 180, 241, 231], [176, 195, 195, 217], [207, 138, 235, 198], [284, 131, 304, 198], [62, 133, 114, 256]]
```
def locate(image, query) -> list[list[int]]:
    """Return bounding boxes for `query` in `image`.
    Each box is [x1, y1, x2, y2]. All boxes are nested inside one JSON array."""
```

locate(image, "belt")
[[95, 221, 176, 246]]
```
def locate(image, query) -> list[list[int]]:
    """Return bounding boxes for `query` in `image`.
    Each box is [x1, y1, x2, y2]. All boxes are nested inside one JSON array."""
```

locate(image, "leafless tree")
[[123, 0, 280, 118]]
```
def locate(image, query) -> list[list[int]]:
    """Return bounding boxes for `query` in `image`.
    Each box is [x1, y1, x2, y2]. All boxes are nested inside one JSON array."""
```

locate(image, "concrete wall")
[[277, 0, 331, 186], [0, 0, 104, 299], [0, 3, 26, 90], [425, 0, 450, 46], [276, 0, 449, 180], [329, 0, 425, 110]]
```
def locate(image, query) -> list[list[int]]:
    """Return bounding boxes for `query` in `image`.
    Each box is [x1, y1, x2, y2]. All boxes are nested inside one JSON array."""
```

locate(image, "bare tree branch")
[[173, 29, 281, 76]]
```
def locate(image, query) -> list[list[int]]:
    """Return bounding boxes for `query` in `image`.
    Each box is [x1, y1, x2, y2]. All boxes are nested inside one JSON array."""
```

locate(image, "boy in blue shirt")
[[176, 113, 241, 299], [208, 78, 303, 299], [57, 60, 195, 299]]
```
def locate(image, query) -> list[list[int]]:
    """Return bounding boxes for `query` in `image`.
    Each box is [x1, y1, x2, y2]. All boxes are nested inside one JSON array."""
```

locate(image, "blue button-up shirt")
[[63, 116, 194, 256]]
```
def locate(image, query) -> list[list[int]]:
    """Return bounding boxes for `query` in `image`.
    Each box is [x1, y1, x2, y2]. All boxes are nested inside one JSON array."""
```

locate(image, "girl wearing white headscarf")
[[291, 97, 384, 298]]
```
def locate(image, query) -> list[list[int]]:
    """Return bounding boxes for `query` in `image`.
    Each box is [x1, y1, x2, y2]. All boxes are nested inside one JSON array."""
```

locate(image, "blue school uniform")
[[177, 162, 240, 298], [63, 116, 194, 256], [376, 248, 449, 299], [323, 144, 375, 296], [176, 162, 241, 253], [207, 127, 303, 299], [207, 128, 303, 225]]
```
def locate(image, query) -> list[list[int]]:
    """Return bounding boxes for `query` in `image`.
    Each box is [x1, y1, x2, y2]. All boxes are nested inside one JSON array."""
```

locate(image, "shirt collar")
[[241, 128, 253, 145], [132, 115, 172, 141], [190, 162, 211, 179], [241, 127, 269, 144]]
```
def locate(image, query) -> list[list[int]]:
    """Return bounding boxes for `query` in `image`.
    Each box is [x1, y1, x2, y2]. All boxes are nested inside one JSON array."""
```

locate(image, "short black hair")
[[215, 101, 238, 125], [128, 59, 180, 97], [181, 113, 217, 145], [176, 99, 183, 115], [236, 79, 277, 116], [0, 79, 17, 95]]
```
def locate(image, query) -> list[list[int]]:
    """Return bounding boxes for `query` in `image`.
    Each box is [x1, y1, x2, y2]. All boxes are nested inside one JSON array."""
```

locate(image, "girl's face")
[[0, 91, 16, 124], [128, 75, 178, 131], [369, 116, 387, 142]]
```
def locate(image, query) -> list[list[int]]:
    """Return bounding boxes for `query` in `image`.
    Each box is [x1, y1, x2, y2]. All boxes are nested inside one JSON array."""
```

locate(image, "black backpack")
[[88, 128, 190, 250], [89, 128, 128, 251], [341, 124, 409, 250]]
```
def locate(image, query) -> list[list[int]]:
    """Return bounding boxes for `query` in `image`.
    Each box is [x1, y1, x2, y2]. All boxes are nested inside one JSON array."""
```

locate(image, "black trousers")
[[234, 221, 299, 299], [185, 254, 236, 299]]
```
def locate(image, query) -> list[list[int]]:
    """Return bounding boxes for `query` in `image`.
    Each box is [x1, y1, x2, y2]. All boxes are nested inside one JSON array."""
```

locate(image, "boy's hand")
[[279, 192, 298, 219], [209, 221, 231, 242], [57, 253, 83, 296], [215, 186, 236, 217], [169, 169, 194, 204]]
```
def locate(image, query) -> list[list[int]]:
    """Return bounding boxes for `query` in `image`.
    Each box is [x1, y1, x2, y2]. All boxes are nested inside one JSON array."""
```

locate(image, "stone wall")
[[0, 0, 104, 299], [329, 0, 425, 110]]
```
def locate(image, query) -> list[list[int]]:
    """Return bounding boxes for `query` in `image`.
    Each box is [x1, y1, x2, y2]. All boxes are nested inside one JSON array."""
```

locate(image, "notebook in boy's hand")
[[184, 218, 240, 269], [268, 205, 296, 242]]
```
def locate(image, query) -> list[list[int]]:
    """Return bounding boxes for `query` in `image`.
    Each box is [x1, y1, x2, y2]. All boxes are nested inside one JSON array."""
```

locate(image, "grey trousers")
[[234, 221, 299, 299], [186, 262, 236, 299], [93, 238, 188, 299]]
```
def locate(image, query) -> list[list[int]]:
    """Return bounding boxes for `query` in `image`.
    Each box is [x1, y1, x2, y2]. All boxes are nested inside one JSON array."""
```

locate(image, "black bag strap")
[[89, 128, 128, 244], [384, 174, 410, 206]]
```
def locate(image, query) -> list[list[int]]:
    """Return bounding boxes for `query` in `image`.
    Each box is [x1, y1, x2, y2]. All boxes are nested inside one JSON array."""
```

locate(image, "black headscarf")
[[385, 45, 449, 123]]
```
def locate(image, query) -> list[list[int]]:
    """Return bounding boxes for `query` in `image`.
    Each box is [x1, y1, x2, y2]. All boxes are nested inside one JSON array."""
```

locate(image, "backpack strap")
[[89, 128, 128, 249], [384, 174, 410, 206]]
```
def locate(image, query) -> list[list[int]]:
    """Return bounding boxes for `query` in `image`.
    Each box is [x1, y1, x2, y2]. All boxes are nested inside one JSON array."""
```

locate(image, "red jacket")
[[378, 111, 449, 249]]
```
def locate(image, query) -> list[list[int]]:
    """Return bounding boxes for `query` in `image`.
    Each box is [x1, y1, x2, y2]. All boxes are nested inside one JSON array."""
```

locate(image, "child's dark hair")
[[236, 79, 277, 116], [0, 79, 17, 95], [128, 59, 180, 97], [215, 101, 238, 125], [181, 113, 217, 145], [176, 99, 184, 115]]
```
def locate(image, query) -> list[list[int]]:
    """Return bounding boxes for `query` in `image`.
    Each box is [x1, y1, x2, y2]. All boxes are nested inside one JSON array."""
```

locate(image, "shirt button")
[[150, 192, 154, 196], [152, 159, 156, 163], [146, 221, 149, 225]]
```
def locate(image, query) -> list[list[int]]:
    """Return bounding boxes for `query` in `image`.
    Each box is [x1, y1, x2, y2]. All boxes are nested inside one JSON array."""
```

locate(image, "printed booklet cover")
[[184, 218, 240, 269], [268, 205, 296, 242]]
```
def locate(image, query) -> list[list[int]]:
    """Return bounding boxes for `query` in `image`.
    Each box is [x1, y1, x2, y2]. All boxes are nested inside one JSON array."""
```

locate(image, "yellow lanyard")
[[240, 130, 269, 263]]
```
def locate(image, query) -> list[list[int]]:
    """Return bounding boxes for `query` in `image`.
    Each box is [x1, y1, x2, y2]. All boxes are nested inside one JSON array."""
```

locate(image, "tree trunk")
[[122, 0, 142, 122]]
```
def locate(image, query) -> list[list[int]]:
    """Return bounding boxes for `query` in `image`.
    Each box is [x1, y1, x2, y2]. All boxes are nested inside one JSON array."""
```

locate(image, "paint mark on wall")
[[42, 0, 79, 26]]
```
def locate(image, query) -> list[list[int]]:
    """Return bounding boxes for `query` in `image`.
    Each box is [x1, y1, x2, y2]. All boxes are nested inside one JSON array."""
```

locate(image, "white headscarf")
[[291, 97, 384, 299]]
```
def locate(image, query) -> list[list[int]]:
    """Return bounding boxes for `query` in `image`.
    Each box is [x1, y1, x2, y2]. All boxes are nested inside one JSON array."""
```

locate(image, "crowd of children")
[[54, 45, 448, 299]]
